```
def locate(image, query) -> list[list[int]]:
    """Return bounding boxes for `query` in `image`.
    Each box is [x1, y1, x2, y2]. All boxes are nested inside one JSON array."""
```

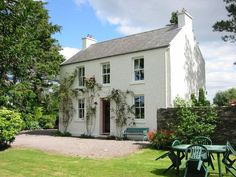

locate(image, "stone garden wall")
[[156, 106, 236, 145]]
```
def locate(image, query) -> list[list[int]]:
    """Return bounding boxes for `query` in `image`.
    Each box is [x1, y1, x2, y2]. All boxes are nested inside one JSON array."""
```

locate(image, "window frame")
[[78, 98, 85, 119], [133, 57, 144, 82], [101, 62, 110, 85], [78, 66, 85, 87], [134, 95, 145, 120]]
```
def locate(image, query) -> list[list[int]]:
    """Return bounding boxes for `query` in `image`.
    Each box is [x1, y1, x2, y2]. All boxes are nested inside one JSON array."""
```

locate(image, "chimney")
[[177, 9, 192, 30], [82, 34, 97, 49]]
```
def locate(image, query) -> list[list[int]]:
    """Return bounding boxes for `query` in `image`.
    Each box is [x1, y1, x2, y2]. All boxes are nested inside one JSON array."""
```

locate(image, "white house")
[[59, 10, 205, 137]]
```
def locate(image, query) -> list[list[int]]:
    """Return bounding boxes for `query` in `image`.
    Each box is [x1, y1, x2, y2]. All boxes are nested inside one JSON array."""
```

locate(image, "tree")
[[0, 0, 63, 128], [0, 0, 63, 101], [170, 11, 178, 25], [213, 0, 236, 42], [191, 88, 210, 106], [213, 88, 236, 106]]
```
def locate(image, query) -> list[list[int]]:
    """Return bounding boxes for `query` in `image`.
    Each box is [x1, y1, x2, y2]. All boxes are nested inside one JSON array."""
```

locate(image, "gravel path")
[[12, 130, 149, 158]]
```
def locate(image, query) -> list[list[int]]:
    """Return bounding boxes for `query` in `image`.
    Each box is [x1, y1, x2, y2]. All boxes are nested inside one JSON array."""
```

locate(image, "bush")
[[39, 114, 57, 129], [147, 129, 175, 149], [174, 97, 217, 143], [0, 108, 23, 145], [21, 113, 40, 130]]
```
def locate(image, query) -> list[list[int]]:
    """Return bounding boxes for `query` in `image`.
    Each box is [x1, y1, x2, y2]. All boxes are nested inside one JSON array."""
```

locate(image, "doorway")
[[102, 99, 110, 134]]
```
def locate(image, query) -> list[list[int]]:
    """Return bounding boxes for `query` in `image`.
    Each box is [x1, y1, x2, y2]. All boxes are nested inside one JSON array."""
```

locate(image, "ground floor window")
[[134, 95, 144, 119], [78, 98, 85, 119]]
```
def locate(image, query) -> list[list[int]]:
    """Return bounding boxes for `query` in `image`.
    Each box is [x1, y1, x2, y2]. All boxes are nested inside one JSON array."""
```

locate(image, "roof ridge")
[[91, 25, 177, 46]]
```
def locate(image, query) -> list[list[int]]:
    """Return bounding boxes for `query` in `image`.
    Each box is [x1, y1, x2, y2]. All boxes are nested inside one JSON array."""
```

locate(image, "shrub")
[[39, 114, 57, 129], [174, 96, 217, 143], [21, 113, 40, 130], [148, 129, 175, 149], [0, 108, 23, 145]]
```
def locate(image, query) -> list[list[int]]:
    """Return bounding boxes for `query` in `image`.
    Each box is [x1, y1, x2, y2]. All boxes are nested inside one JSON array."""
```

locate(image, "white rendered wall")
[[168, 25, 205, 106], [59, 48, 168, 136]]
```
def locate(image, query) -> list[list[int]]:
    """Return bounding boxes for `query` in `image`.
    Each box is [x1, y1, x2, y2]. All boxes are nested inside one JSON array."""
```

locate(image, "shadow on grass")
[[133, 142, 151, 149], [0, 144, 10, 151], [150, 168, 184, 177]]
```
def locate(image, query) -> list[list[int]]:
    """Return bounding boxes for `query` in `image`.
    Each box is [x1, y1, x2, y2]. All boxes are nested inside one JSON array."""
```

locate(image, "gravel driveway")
[[12, 130, 149, 158]]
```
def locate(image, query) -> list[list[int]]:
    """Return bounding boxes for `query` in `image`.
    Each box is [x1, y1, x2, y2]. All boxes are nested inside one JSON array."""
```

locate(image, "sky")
[[44, 0, 236, 101]]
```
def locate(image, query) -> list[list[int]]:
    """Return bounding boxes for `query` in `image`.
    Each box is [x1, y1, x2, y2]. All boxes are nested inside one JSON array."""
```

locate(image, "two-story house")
[[59, 10, 205, 137]]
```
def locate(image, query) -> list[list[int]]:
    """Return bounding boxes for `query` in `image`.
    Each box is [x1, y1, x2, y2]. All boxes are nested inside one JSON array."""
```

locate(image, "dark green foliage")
[[213, 0, 236, 42], [213, 88, 236, 106], [0, 108, 23, 145], [3, 82, 58, 130], [0, 0, 63, 86], [198, 88, 210, 106], [170, 11, 178, 24], [175, 106, 217, 143], [174, 91, 217, 143], [191, 88, 210, 106], [0, 0, 63, 129], [39, 114, 57, 129]]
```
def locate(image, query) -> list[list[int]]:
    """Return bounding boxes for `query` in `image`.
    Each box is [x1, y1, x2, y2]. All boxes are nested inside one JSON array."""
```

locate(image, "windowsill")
[[130, 80, 145, 85], [102, 84, 111, 87], [78, 86, 85, 89], [134, 119, 145, 123], [74, 119, 85, 122]]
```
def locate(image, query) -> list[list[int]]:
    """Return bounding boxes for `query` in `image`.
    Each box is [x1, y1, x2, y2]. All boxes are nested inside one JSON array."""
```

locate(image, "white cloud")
[[200, 42, 236, 101], [87, 0, 226, 38], [60, 47, 80, 60], [73, 0, 236, 101]]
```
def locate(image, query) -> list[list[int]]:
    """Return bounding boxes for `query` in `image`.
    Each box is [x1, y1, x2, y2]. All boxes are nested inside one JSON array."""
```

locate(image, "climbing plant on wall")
[[59, 70, 77, 133], [106, 89, 135, 138], [79, 77, 101, 136]]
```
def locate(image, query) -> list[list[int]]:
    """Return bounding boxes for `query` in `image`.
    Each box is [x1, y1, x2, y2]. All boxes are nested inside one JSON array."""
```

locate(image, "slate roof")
[[61, 24, 181, 66]]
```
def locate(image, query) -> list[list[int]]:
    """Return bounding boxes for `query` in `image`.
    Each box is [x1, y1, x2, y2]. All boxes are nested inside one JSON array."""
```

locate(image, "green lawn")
[[0, 147, 231, 177]]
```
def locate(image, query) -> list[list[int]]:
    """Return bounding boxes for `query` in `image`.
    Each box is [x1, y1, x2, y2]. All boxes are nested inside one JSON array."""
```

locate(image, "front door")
[[102, 99, 110, 134]]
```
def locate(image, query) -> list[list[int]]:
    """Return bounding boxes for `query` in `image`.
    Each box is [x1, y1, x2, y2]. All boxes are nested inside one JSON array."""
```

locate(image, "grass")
[[0, 147, 232, 177]]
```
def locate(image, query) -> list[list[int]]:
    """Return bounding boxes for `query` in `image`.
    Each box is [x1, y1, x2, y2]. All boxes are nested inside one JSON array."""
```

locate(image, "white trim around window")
[[101, 62, 110, 85], [78, 98, 85, 119], [133, 57, 144, 82], [134, 95, 145, 120], [78, 66, 85, 88]]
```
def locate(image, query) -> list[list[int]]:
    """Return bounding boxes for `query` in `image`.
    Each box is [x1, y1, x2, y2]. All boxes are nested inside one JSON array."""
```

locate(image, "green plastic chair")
[[155, 140, 184, 174], [184, 144, 210, 177], [222, 141, 236, 177], [192, 136, 215, 170]]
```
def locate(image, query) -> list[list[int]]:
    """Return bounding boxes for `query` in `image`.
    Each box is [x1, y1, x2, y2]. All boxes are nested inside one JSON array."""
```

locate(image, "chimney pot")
[[82, 34, 97, 49]]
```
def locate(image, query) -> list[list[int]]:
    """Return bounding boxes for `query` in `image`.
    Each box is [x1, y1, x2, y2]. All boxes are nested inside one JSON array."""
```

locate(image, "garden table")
[[172, 144, 226, 177]]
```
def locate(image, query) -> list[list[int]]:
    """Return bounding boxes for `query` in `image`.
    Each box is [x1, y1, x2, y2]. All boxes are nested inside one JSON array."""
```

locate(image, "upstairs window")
[[134, 95, 145, 119], [78, 98, 85, 119], [78, 67, 85, 87], [102, 63, 110, 84], [134, 58, 144, 81]]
